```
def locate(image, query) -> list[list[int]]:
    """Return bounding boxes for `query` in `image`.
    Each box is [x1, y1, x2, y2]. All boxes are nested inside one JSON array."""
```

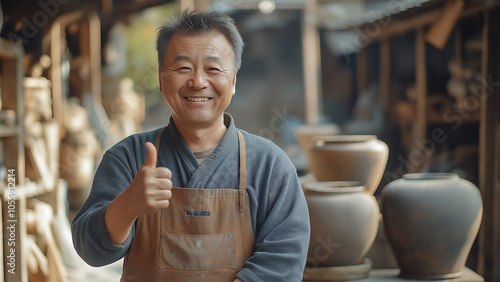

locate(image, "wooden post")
[[0, 39, 27, 282], [302, 0, 321, 124], [79, 13, 102, 106], [90, 13, 103, 106], [356, 48, 368, 97], [379, 39, 391, 112], [410, 27, 427, 173], [478, 8, 500, 282], [50, 21, 63, 135]]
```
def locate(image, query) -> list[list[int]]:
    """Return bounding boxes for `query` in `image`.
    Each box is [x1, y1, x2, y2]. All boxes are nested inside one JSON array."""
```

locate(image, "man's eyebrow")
[[206, 56, 223, 64], [174, 55, 190, 62], [173, 55, 224, 65]]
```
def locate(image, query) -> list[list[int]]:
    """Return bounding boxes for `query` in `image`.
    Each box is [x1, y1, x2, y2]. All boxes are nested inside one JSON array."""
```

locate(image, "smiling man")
[[71, 10, 310, 282]]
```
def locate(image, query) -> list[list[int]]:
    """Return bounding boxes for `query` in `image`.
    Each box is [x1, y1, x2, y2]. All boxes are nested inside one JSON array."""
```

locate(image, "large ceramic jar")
[[304, 181, 379, 280], [307, 135, 388, 194], [380, 173, 483, 279]]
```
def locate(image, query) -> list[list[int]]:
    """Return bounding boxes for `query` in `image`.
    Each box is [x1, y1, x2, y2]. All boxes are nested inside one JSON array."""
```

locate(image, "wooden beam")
[[425, 0, 465, 50], [302, 0, 322, 124], [357, 2, 500, 44]]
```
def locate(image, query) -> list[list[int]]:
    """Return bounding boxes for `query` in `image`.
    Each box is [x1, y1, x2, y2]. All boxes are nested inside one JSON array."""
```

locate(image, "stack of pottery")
[[303, 181, 379, 281], [299, 134, 392, 280], [380, 173, 483, 279]]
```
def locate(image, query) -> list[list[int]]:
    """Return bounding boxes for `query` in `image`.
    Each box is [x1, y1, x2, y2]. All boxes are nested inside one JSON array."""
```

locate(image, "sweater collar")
[[165, 113, 238, 176]]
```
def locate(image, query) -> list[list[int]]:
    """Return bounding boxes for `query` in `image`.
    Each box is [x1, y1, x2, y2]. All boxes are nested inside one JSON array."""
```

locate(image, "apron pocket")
[[159, 233, 235, 270]]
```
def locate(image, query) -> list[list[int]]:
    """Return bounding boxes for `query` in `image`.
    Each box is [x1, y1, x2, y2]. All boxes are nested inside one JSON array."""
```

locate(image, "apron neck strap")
[[154, 127, 166, 167], [237, 130, 247, 190]]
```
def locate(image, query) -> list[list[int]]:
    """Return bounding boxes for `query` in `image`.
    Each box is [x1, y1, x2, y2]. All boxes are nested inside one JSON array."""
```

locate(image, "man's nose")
[[187, 68, 209, 89]]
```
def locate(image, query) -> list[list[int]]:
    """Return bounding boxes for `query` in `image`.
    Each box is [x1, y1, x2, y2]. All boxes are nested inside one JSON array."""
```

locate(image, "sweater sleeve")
[[71, 151, 136, 267], [236, 166, 311, 281]]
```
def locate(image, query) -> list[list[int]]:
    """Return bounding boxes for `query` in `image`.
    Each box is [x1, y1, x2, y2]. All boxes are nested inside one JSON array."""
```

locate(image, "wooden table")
[[305, 267, 484, 282]]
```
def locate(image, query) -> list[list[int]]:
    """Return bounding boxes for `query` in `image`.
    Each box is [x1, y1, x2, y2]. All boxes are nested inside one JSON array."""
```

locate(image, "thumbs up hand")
[[125, 142, 173, 216]]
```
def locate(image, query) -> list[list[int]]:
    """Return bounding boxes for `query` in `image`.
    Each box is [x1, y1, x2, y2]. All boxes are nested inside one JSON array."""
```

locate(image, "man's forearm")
[[105, 192, 138, 245]]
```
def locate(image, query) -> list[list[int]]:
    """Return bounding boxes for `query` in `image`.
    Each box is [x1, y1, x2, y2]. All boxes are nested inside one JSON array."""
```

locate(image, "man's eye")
[[207, 68, 221, 72], [177, 67, 191, 71]]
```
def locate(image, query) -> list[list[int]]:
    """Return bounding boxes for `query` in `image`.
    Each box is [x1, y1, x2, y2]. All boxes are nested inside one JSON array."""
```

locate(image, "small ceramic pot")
[[307, 135, 389, 194], [380, 173, 483, 279], [304, 181, 379, 268]]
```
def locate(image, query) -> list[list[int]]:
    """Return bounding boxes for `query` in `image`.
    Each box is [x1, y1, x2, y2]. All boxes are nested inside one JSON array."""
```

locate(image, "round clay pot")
[[304, 181, 379, 268], [380, 173, 483, 280], [307, 135, 389, 194]]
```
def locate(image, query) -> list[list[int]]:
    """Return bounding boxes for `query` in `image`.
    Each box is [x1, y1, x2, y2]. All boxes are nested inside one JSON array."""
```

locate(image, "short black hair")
[[156, 9, 244, 72]]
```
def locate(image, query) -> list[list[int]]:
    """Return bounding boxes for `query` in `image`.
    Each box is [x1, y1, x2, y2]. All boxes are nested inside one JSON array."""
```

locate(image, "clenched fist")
[[128, 142, 173, 214]]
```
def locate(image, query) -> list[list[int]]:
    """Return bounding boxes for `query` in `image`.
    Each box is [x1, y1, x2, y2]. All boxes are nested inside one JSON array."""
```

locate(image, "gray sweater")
[[71, 114, 310, 281]]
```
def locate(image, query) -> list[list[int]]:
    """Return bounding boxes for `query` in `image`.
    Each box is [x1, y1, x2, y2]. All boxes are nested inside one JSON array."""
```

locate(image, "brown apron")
[[121, 129, 255, 282]]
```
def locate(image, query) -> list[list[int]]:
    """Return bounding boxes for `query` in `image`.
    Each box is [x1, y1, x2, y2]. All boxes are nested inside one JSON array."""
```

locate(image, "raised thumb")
[[143, 142, 157, 168]]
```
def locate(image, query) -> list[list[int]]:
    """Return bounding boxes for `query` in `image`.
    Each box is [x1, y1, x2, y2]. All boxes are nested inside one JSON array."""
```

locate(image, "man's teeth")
[[187, 97, 210, 102]]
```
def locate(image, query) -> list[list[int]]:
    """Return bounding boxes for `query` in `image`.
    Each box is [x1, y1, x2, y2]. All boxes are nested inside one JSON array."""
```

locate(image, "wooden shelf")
[[0, 39, 21, 60], [359, 267, 483, 282], [0, 125, 18, 138], [0, 181, 56, 200]]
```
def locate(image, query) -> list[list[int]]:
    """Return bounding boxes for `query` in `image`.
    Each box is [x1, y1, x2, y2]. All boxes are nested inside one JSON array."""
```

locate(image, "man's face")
[[159, 31, 236, 129]]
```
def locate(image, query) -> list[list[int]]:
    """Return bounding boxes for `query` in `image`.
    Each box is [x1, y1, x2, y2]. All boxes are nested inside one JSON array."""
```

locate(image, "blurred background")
[[0, 0, 499, 281]]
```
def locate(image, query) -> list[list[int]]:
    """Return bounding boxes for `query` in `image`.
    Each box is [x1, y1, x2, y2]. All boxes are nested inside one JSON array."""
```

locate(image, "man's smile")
[[185, 97, 212, 102]]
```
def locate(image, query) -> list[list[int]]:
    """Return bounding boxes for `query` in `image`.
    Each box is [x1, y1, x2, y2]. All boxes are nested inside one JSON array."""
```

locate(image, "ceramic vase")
[[303, 181, 379, 281], [380, 173, 483, 279], [307, 135, 389, 194]]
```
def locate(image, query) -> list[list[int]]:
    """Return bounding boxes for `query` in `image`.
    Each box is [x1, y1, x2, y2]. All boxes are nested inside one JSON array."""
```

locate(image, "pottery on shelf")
[[304, 181, 379, 277], [380, 173, 483, 280], [307, 135, 389, 194]]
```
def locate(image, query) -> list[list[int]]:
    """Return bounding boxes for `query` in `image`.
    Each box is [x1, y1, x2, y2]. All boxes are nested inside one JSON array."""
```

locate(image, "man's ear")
[[158, 68, 163, 93], [232, 74, 237, 95]]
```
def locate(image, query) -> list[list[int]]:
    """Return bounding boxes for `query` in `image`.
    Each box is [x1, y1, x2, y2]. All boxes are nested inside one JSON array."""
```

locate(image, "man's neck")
[[174, 117, 228, 152]]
